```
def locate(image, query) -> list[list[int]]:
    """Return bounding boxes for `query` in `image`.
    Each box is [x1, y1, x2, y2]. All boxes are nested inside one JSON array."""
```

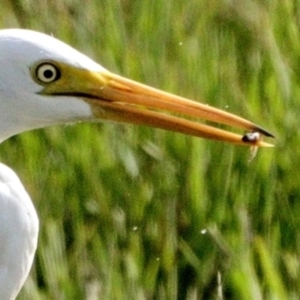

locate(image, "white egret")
[[0, 29, 273, 299]]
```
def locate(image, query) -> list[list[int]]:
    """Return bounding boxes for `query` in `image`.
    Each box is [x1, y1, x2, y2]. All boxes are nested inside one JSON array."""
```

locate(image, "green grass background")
[[0, 0, 298, 299]]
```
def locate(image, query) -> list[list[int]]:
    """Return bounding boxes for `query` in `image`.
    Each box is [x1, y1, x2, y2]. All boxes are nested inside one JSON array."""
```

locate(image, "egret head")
[[0, 29, 274, 145]]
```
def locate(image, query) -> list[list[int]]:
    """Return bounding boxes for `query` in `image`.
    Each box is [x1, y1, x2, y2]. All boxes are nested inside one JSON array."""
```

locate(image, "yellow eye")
[[35, 63, 61, 83]]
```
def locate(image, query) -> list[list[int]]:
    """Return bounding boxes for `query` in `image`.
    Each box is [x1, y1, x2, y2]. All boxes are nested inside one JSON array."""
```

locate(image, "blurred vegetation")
[[0, 0, 299, 299]]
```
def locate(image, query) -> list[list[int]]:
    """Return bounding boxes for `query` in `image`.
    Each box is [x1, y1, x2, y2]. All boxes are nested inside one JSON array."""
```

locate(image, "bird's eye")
[[35, 63, 61, 83]]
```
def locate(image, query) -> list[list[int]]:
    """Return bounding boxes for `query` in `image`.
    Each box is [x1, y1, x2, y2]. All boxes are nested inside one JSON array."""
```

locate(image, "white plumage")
[[0, 163, 38, 299]]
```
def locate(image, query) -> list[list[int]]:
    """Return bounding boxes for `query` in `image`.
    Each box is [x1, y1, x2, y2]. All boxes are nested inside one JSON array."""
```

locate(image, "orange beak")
[[43, 66, 274, 147]]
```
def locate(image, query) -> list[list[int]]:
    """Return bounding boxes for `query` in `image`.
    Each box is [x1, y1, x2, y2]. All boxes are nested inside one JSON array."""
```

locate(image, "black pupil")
[[44, 69, 54, 79]]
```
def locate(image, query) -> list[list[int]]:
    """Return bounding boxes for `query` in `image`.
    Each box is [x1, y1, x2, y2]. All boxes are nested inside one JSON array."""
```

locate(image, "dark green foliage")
[[0, 1, 298, 299]]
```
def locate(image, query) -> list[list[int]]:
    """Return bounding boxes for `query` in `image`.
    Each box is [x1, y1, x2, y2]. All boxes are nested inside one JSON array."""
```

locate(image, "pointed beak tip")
[[258, 128, 275, 139], [260, 142, 275, 148]]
